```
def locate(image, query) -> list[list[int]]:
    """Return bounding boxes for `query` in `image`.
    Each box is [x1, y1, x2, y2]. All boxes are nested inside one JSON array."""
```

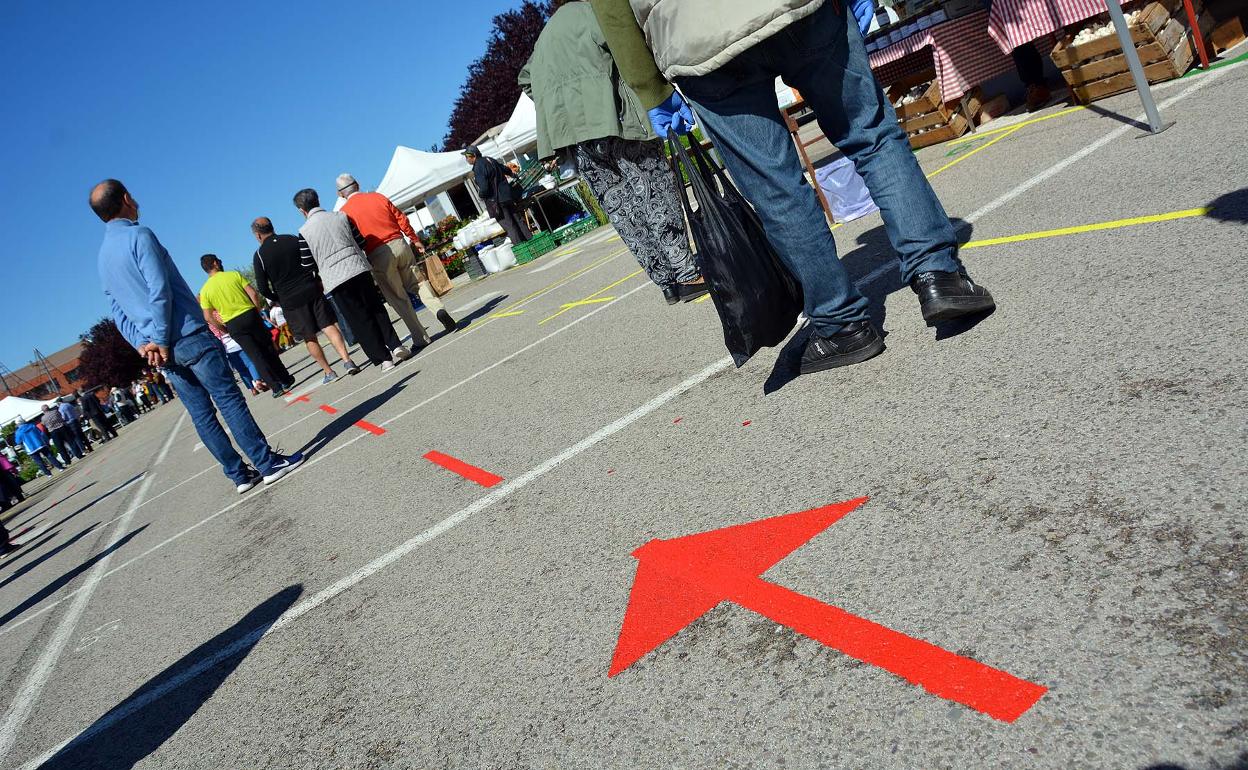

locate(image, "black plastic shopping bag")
[[668, 133, 803, 366]]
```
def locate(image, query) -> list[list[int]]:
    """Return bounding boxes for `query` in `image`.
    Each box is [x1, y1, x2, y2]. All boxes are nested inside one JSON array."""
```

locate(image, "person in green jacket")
[[589, 0, 996, 375], [519, 0, 708, 305]]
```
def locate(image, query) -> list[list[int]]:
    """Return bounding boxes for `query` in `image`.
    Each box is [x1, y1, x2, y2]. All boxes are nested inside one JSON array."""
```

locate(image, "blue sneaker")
[[235, 468, 262, 494], [321, 371, 338, 385], [262, 452, 305, 484]]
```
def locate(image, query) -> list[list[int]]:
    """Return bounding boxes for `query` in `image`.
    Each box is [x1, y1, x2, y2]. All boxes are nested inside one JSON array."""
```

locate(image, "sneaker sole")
[[680, 287, 711, 302], [921, 295, 996, 325], [236, 481, 259, 494], [799, 337, 886, 375], [262, 456, 305, 485]]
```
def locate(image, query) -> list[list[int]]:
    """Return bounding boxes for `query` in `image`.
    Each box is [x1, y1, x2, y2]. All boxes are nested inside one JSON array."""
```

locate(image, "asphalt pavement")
[[0, 54, 1245, 769]]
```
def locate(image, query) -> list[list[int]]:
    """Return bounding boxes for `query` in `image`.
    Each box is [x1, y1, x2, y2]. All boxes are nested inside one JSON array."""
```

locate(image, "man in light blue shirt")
[[91, 179, 303, 492]]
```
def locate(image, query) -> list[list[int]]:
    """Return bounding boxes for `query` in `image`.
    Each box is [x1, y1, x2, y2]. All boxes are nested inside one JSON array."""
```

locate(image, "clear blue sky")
[[0, 0, 524, 371]]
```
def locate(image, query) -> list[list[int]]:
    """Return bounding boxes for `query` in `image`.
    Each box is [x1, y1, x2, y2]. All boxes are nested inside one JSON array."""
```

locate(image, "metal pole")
[[1105, 0, 1165, 133]]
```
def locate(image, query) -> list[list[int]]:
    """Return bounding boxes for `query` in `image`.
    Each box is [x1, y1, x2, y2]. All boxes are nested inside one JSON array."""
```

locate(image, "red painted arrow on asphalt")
[[609, 497, 1047, 722]]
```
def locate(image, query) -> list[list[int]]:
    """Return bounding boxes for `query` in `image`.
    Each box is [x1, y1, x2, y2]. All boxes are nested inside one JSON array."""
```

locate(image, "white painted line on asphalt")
[[964, 64, 1234, 226], [0, 412, 185, 765], [0, 275, 651, 640], [12, 355, 731, 770]]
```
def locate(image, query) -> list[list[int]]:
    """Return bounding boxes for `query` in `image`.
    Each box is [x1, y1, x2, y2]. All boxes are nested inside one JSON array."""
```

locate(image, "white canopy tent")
[[0, 395, 57, 426], [372, 92, 540, 214]]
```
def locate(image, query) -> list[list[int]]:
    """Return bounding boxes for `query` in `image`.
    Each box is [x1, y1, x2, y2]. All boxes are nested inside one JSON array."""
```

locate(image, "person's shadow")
[[35, 585, 302, 769], [1206, 187, 1248, 224], [764, 218, 990, 393], [295, 371, 420, 459]]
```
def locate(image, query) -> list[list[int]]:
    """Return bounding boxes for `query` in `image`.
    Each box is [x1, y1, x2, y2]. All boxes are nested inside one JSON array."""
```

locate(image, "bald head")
[[336, 173, 359, 199], [251, 216, 275, 243], [90, 179, 137, 222]]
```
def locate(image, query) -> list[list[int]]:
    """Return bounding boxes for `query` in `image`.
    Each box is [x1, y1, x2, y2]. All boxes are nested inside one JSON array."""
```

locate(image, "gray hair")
[[336, 173, 359, 193]]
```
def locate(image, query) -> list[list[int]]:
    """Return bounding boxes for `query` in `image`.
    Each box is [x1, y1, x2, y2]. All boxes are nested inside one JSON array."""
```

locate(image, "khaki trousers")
[[367, 238, 445, 346]]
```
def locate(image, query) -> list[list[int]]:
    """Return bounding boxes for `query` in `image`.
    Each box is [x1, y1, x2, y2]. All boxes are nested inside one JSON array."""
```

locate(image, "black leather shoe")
[[437, 309, 458, 333], [678, 281, 710, 302], [799, 321, 886, 374], [662, 286, 680, 305], [910, 270, 995, 325]]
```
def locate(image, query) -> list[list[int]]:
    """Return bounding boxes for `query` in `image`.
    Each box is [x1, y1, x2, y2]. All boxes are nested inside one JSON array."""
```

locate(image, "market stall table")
[[987, 0, 1113, 53], [868, 10, 1017, 103]]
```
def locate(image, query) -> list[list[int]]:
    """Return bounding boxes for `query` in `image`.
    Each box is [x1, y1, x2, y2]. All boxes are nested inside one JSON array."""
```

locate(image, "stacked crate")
[[1050, 1, 1198, 104], [890, 80, 973, 149]]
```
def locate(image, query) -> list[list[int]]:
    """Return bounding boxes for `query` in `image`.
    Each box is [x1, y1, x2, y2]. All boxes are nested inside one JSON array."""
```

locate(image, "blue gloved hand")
[[649, 90, 696, 137], [851, 0, 875, 36]]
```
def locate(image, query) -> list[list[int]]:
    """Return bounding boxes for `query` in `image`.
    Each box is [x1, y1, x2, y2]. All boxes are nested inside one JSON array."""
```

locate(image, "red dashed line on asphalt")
[[423, 451, 504, 488], [355, 420, 385, 436], [318, 404, 338, 415], [291, 395, 310, 404]]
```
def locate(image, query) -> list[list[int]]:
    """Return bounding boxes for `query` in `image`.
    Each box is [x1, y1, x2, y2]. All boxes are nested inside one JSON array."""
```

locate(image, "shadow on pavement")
[[0, 525, 148, 628], [13, 473, 145, 533], [8, 481, 98, 528], [36, 585, 303, 770], [296, 371, 420, 459], [1084, 102, 1152, 132], [430, 294, 508, 343], [0, 523, 101, 591], [764, 219, 976, 393], [1144, 753, 1248, 770], [1206, 187, 1248, 224]]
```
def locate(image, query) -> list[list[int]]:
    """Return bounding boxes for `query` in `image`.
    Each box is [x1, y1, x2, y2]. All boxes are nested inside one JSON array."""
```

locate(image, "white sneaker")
[[381, 360, 397, 372], [391, 346, 411, 362]]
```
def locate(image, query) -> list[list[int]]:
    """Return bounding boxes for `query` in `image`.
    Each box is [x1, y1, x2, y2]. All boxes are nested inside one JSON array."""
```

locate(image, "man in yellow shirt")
[[199, 254, 294, 397]]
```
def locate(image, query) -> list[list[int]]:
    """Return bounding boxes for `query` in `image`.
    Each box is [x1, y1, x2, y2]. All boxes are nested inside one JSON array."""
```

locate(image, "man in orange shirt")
[[336, 174, 457, 349]]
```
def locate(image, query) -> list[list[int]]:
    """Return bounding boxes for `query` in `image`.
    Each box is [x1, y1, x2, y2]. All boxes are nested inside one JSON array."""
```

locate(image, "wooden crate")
[[1209, 16, 1246, 54], [890, 80, 949, 125], [1050, 2, 1195, 104], [909, 112, 970, 149]]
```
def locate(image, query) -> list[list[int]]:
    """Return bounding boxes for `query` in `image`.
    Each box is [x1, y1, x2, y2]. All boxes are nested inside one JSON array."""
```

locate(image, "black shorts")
[[284, 296, 337, 342]]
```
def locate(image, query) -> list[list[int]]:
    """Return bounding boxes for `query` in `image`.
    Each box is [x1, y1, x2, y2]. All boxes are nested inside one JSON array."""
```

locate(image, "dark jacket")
[[79, 393, 104, 417], [472, 157, 519, 204], [254, 234, 321, 307]]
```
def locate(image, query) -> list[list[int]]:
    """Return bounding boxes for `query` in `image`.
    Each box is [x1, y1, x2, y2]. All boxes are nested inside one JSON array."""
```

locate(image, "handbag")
[[667, 133, 804, 366], [423, 253, 454, 296]]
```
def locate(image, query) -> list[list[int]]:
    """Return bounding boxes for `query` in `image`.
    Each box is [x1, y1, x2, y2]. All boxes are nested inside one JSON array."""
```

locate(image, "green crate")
[[553, 217, 600, 245], [513, 231, 557, 264]]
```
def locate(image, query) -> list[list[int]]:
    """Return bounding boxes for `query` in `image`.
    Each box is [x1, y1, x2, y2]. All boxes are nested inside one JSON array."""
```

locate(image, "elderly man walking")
[[293, 188, 408, 371], [250, 216, 360, 385], [90, 179, 303, 492], [198, 254, 295, 397], [58, 395, 93, 453], [336, 174, 458, 347]]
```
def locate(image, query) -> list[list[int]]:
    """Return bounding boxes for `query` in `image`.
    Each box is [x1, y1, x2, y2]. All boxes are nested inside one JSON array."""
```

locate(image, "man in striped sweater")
[[251, 217, 359, 385]]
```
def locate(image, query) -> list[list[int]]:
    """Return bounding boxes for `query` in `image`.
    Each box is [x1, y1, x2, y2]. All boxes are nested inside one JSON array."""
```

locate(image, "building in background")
[[1, 342, 87, 399]]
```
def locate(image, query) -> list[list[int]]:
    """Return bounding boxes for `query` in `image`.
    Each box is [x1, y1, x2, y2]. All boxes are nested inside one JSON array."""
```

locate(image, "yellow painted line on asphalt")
[[694, 293, 713, 303], [608, 234, 621, 241], [962, 207, 1210, 249], [947, 105, 1086, 146], [489, 310, 527, 318], [539, 268, 645, 325], [927, 124, 1025, 179], [457, 247, 627, 337], [559, 297, 614, 308]]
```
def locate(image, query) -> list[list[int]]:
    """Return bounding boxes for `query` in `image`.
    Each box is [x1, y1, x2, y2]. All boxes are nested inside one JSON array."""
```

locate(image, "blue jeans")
[[676, 0, 962, 334], [226, 349, 261, 388], [29, 447, 63, 476], [163, 328, 277, 484]]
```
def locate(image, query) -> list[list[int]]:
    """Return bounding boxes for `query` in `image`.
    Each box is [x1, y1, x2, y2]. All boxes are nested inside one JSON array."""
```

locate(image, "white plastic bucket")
[[493, 241, 517, 270], [478, 246, 502, 273]]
